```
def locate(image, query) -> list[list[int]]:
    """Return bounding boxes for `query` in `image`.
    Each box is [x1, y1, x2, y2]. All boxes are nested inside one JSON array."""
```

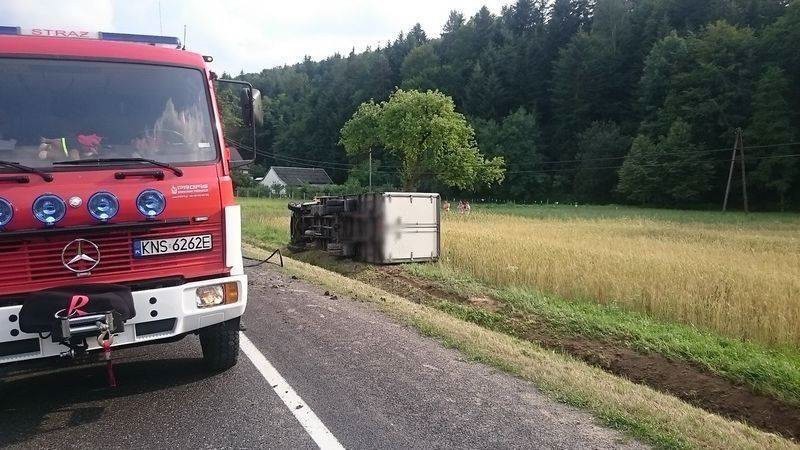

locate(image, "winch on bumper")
[[0, 274, 247, 365]]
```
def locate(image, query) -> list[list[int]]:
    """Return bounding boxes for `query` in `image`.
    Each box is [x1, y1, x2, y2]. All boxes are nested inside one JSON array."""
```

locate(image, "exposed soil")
[[366, 264, 800, 441], [528, 330, 800, 441]]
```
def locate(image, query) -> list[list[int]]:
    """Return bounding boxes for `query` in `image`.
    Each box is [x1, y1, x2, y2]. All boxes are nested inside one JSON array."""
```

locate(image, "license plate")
[[133, 234, 212, 258]]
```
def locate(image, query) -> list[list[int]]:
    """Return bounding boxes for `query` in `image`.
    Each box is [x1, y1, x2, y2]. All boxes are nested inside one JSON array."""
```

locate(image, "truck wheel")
[[199, 317, 240, 372]]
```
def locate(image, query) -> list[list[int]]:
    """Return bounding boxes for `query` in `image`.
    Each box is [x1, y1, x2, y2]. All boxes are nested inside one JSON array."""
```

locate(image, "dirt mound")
[[528, 331, 800, 440]]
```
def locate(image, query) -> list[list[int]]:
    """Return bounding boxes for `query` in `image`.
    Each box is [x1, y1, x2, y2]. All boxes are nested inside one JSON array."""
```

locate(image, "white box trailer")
[[288, 192, 441, 264], [378, 192, 441, 263]]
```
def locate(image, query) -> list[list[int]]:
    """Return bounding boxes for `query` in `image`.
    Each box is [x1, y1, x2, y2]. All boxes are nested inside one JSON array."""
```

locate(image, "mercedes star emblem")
[[61, 239, 100, 274]]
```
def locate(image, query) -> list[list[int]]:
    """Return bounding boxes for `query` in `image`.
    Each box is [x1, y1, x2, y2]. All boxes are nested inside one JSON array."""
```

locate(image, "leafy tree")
[[215, 83, 245, 144], [400, 44, 442, 91], [746, 66, 798, 209], [645, 21, 757, 147], [341, 90, 505, 191], [270, 182, 284, 197], [617, 135, 660, 204], [659, 119, 714, 203], [574, 121, 631, 202], [249, 163, 267, 179], [761, 1, 800, 111], [474, 107, 543, 201], [337, 100, 382, 153], [619, 119, 713, 205], [637, 32, 692, 134], [231, 169, 256, 189]]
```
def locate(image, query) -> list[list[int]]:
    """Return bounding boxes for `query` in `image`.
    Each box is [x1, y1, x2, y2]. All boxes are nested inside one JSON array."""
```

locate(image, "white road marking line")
[[240, 332, 345, 450]]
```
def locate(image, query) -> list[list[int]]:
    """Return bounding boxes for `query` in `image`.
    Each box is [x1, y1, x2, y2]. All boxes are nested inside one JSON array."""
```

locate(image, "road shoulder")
[[243, 243, 791, 449], [243, 261, 644, 449]]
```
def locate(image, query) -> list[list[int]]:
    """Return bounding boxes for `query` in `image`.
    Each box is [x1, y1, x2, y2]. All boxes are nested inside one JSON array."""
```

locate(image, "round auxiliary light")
[[0, 198, 13, 228], [33, 194, 66, 226], [136, 189, 166, 219], [88, 192, 119, 222]]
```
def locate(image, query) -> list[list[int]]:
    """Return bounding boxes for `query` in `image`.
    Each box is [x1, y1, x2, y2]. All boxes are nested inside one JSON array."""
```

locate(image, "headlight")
[[0, 198, 12, 228], [196, 282, 239, 308], [136, 189, 166, 219], [87, 192, 119, 221], [32, 194, 66, 226]]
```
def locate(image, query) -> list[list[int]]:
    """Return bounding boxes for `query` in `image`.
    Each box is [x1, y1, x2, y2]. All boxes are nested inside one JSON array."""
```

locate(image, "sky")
[[0, 0, 513, 74]]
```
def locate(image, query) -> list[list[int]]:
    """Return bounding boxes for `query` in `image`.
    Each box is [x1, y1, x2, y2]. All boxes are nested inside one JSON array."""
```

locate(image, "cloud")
[[0, 0, 114, 29], [1, 0, 512, 73]]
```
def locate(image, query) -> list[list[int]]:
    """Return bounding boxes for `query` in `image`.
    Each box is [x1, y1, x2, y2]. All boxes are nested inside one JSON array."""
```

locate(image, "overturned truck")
[[289, 192, 441, 264]]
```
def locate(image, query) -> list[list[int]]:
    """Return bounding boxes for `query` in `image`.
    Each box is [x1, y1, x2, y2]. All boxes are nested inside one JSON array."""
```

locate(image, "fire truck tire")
[[199, 317, 240, 371]]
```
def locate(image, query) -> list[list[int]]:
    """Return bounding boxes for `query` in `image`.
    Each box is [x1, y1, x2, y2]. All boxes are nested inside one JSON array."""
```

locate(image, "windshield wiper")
[[54, 158, 183, 177], [0, 160, 54, 182]]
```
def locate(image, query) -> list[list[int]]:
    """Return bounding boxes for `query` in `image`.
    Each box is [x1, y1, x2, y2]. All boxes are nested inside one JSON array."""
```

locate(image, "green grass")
[[239, 197, 289, 248]]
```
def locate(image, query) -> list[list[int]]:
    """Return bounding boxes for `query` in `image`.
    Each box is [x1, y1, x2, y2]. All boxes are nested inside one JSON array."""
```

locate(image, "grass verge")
[[244, 243, 795, 450], [405, 263, 800, 407]]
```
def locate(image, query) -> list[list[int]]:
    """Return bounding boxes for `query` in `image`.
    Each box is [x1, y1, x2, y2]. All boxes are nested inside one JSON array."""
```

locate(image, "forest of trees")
[[234, 0, 800, 210]]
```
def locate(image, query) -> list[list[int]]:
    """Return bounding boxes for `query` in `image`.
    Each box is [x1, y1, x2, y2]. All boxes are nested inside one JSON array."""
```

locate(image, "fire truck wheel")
[[199, 317, 240, 371]]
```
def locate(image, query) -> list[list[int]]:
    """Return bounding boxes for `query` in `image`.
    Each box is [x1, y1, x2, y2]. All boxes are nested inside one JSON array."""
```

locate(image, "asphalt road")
[[0, 265, 643, 449]]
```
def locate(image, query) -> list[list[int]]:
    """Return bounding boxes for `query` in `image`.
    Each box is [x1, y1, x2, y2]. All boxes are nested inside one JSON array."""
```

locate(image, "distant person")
[[464, 200, 471, 215], [442, 200, 451, 213], [457, 200, 465, 214]]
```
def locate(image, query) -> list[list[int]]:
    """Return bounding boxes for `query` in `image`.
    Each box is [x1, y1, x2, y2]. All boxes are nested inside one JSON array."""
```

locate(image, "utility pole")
[[739, 132, 749, 213], [722, 128, 748, 212]]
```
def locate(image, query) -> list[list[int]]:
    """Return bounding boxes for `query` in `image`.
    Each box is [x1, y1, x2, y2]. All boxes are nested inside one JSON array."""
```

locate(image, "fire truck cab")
[[0, 28, 258, 372]]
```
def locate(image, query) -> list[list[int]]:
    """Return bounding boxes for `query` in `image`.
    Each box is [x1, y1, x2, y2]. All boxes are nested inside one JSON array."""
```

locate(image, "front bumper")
[[0, 274, 247, 365]]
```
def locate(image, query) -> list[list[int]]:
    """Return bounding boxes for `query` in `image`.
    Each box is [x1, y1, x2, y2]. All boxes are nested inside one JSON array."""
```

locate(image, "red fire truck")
[[0, 28, 259, 373]]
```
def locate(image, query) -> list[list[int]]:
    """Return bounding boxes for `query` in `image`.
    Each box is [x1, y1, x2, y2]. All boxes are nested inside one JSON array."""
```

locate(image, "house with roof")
[[260, 166, 333, 195]]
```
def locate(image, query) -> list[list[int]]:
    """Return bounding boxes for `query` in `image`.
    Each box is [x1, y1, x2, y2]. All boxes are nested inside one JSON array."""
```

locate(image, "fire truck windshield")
[[0, 58, 217, 169]]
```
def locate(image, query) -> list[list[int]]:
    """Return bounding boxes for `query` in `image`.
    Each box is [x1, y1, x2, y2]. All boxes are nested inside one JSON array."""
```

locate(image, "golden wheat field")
[[443, 207, 800, 348], [240, 198, 800, 348]]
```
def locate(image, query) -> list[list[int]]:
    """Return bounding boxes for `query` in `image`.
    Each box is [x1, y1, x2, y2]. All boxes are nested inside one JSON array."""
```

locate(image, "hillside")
[[238, 0, 800, 211]]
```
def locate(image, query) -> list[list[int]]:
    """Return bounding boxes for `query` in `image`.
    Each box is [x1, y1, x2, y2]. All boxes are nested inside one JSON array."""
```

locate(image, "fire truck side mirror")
[[252, 88, 264, 127], [216, 78, 259, 167], [239, 87, 263, 128]]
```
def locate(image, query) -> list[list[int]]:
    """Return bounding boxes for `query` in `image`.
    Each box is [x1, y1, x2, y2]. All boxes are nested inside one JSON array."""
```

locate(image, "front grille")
[[135, 318, 177, 336], [0, 338, 39, 357], [0, 222, 224, 296]]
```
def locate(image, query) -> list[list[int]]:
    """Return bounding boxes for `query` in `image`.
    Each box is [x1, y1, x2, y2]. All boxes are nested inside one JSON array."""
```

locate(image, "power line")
[[504, 153, 800, 176], [228, 138, 401, 171], [228, 139, 368, 168], [226, 138, 800, 177], [511, 141, 800, 168], [236, 139, 800, 171]]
